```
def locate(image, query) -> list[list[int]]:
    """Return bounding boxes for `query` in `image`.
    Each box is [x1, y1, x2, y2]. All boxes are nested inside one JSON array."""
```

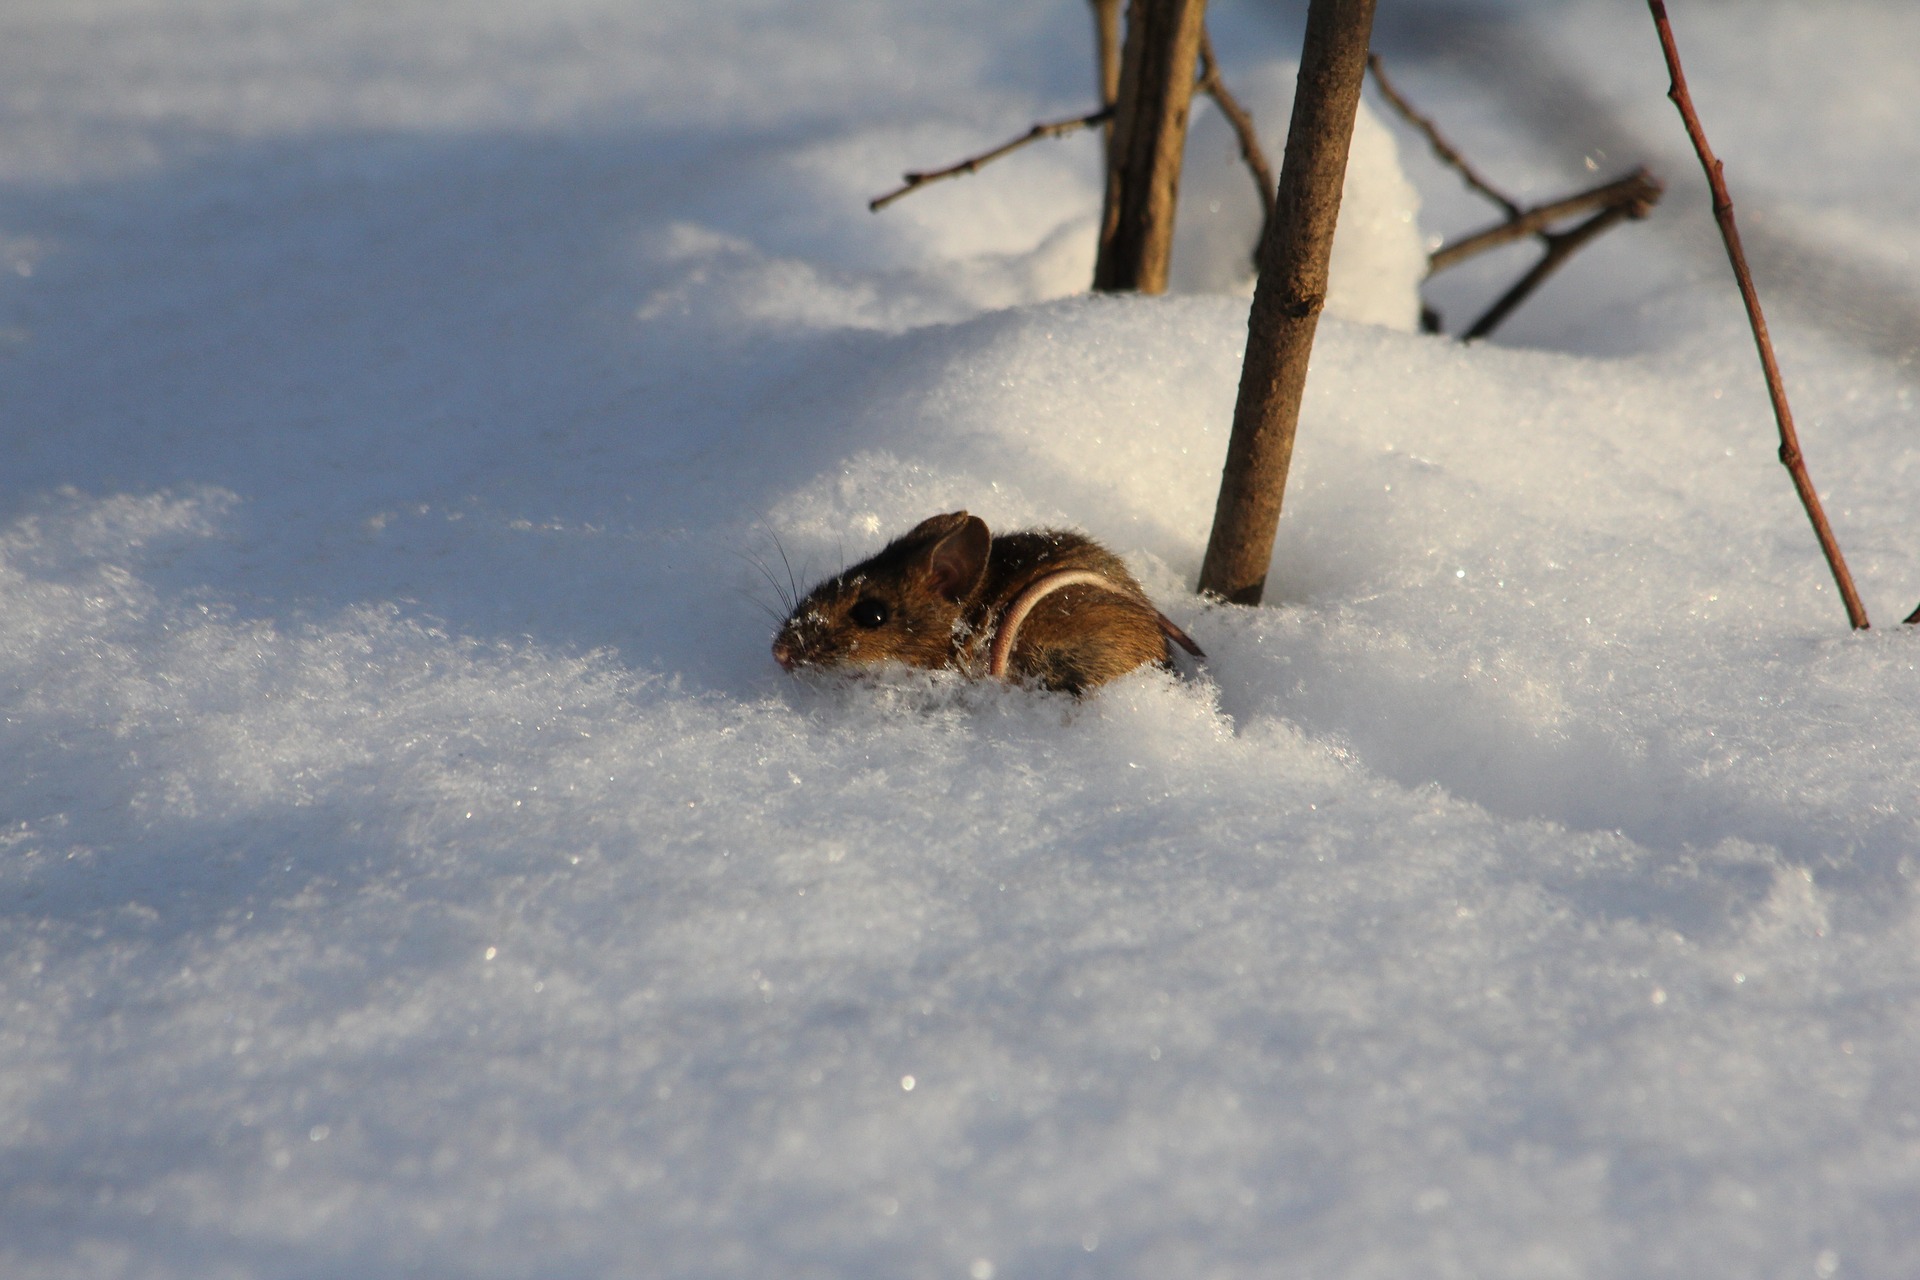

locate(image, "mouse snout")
[[771, 638, 796, 671]]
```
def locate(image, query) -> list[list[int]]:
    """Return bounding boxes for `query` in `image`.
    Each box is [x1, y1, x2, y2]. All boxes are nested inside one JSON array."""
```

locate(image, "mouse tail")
[[1157, 611, 1205, 659]]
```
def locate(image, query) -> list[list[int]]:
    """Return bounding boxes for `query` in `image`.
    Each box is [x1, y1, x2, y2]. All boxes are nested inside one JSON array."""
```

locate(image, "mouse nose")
[[771, 639, 795, 671]]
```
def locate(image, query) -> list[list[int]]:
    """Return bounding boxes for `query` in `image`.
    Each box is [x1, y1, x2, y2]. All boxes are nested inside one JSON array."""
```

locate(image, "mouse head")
[[772, 511, 991, 674]]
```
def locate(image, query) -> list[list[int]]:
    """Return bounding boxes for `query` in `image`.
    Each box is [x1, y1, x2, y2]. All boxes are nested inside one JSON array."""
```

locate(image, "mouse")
[[770, 510, 1203, 694]]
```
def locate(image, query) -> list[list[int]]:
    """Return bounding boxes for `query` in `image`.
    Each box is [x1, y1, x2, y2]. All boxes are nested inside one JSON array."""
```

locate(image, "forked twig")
[[1198, 30, 1277, 225], [1366, 52, 1662, 338], [1431, 168, 1663, 274], [869, 107, 1114, 212], [1460, 185, 1659, 340], [1649, 0, 1869, 630]]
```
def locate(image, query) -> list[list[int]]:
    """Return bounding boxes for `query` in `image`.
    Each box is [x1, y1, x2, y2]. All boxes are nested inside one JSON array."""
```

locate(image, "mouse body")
[[771, 511, 1202, 694]]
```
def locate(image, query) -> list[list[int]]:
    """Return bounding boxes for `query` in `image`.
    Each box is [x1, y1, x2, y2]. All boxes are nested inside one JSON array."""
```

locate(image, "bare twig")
[[1197, 29, 1276, 225], [1649, 0, 1868, 630], [1461, 201, 1639, 341], [1430, 168, 1662, 274], [869, 107, 1113, 212], [1367, 52, 1519, 218]]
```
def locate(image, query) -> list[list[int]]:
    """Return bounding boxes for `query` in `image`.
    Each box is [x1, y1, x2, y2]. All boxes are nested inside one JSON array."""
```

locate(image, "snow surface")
[[2, 1, 1919, 1277]]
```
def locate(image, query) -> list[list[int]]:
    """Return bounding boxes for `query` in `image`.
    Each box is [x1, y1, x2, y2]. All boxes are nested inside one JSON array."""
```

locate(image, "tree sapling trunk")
[[1093, 0, 1209, 294]]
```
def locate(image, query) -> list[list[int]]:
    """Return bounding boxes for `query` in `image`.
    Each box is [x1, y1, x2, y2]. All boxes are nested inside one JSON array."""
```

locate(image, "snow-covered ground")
[[3, 1, 1918, 1276]]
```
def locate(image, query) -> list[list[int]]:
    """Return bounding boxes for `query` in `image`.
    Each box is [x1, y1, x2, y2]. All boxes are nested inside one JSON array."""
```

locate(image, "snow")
[[2, 0, 1918, 1277]]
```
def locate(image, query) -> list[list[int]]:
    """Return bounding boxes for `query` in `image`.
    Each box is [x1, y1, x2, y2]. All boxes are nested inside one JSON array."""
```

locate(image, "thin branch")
[[1430, 168, 1662, 274], [1367, 52, 1519, 218], [1649, 0, 1868, 630], [1197, 29, 1277, 226], [869, 107, 1113, 212], [1461, 202, 1638, 341]]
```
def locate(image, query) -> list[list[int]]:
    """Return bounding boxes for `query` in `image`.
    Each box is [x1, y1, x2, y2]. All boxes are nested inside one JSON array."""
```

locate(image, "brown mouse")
[[771, 511, 1203, 694]]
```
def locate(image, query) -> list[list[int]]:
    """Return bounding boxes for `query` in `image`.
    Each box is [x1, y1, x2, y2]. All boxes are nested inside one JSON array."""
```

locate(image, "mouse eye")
[[850, 598, 889, 629]]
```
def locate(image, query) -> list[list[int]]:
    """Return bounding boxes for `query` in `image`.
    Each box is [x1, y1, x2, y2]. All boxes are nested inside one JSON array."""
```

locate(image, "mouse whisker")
[[735, 543, 797, 613], [772, 533, 801, 611], [732, 582, 789, 625]]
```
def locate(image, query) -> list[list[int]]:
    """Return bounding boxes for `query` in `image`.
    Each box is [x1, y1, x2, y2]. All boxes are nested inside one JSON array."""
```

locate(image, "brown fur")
[[771, 511, 1201, 694]]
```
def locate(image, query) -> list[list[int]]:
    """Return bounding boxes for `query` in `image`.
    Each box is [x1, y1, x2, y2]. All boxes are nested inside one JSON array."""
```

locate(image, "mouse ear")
[[922, 514, 990, 602], [900, 510, 972, 543]]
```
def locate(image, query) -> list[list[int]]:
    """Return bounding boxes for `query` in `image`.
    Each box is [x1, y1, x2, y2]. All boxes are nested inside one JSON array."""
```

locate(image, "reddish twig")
[[1650, 0, 1869, 630], [870, 107, 1113, 212], [1198, 29, 1277, 227], [1367, 53, 1519, 219]]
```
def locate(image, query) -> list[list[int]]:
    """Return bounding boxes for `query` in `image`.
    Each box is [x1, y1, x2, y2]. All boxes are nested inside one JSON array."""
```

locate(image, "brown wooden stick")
[[1197, 29, 1276, 226], [1649, 0, 1869, 630], [1367, 52, 1519, 219], [869, 107, 1113, 213], [1199, 0, 1377, 604], [1429, 168, 1662, 274]]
